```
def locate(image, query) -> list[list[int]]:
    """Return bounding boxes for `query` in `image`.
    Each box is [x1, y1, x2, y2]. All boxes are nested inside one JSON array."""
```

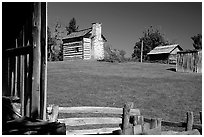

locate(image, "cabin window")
[[75, 47, 79, 52]]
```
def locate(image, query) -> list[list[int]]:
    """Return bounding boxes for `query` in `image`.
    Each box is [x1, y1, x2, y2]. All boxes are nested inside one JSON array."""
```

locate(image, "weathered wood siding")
[[83, 38, 91, 60], [176, 50, 202, 73], [63, 41, 83, 60]]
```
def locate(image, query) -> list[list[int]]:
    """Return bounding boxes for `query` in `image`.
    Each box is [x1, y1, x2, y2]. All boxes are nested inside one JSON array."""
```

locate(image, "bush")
[[103, 43, 126, 63]]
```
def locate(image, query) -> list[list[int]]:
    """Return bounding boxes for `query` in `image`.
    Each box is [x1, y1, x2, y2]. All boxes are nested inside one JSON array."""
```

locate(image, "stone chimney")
[[92, 22, 102, 40], [91, 23, 104, 60]]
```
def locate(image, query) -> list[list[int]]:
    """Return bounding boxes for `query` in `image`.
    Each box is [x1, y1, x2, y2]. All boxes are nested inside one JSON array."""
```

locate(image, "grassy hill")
[[47, 60, 202, 124]]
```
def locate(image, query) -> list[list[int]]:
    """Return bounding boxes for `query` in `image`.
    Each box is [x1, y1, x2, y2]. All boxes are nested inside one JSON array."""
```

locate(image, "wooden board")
[[58, 117, 121, 126], [54, 106, 140, 115], [66, 127, 120, 135]]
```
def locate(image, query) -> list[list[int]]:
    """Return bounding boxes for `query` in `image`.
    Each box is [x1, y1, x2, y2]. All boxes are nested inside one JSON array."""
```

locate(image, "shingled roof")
[[63, 28, 92, 39], [147, 44, 182, 55]]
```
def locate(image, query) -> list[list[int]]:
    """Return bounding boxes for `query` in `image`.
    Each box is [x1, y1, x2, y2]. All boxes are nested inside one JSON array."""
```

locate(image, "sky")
[[47, 2, 202, 57]]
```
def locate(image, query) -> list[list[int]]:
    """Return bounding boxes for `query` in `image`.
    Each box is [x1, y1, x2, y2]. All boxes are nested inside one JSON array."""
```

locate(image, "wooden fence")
[[177, 50, 202, 73], [3, 2, 47, 120], [47, 102, 202, 135]]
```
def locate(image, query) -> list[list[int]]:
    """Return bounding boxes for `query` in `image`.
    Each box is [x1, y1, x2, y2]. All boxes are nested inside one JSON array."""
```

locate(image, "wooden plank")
[[122, 102, 134, 134], [186, 111, 194, 131], [58, 117, 121, 126], [5, 45, 33, 57], [66, 127, 120, 135], [144, 117, 186, 127], [161, 129, 200, 135], [53, 106, 140, 115], [144, 117, 201, 131]]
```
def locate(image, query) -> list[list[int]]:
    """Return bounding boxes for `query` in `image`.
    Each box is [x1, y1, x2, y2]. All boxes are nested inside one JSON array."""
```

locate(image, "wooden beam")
[[48, 106, 140, 115], [40, 2, 47, 120], [58, 117, 121, 126], [161, 129, 200, 135], [31, 2, 41, 119], [5, 45, 33, 57], [66, 127, 120, 135], [14, 39, 18, 97]]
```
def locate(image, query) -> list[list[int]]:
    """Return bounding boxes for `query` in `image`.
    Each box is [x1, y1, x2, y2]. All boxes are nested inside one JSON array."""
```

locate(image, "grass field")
[[47, 60, 202, 124]]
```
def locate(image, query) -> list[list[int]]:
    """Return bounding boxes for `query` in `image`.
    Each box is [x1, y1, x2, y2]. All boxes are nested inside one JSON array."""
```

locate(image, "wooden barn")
[[62, 23, 107, 60], [147, 44, 183, 64], [176, 50, 202, 73]]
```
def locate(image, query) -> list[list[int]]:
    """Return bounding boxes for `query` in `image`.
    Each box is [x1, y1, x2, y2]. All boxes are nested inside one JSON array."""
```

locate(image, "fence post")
[[200, 111, 202, 124], [49, 105, 59, 122], [150, 118, 157, 129], [133, 115, 144, 135], [122, 102, 133, 134], [186, 111, 194, 131]]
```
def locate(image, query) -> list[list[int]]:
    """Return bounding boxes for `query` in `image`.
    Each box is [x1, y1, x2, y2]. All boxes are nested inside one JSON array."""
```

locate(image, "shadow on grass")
[[166, 68, 176, 72]]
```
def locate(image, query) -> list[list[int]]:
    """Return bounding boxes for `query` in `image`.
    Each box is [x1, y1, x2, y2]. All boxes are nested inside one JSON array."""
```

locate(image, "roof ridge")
[[76, 27, 92, 32]]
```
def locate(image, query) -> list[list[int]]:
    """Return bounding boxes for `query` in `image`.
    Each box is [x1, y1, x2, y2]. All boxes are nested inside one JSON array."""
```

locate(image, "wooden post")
[[14, 39, 18, 96], [40, 2, 47, 120], [122, 102, 134, 134], [26, 53, 33, 117], [199, 111, 202, 124], [132, 115, 144, 134], [150, 118, 157, 129], [157, 118, 162, 131], [49, 105, 59, 122], [20, 27, 25, 116], [31, 2, 41, 119], [141, 40, 143, 63], [186, 111, 194, 131]]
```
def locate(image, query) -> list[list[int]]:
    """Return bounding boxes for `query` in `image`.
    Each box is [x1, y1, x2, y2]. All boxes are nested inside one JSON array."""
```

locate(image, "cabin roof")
[[62, 28, 92, 39], [177, 49, 201, 53], [147, 44, 182, 55]]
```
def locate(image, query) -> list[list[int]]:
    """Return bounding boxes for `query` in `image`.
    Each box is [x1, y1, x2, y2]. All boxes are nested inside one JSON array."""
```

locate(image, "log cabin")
[[62, 23, 107, 60]]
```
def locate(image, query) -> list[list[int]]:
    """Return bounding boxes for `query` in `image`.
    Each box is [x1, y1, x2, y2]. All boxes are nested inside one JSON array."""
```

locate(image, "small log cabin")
[[147, 44, 183, 64], [177, 50, 202, 73], [62, 23, 107, 60]]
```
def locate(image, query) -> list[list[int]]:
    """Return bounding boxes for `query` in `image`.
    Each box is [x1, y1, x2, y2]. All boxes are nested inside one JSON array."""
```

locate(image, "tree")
[[47, 26, 55, 61], [48, 22, 67, 61], [66, 17, 79, 35], [119, 50, 126, 59], [132, 26, 170, 61], [191, 34, 202, 50]]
